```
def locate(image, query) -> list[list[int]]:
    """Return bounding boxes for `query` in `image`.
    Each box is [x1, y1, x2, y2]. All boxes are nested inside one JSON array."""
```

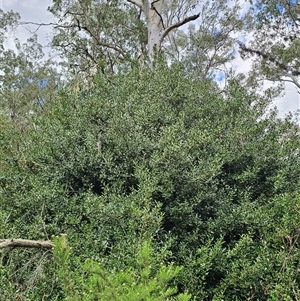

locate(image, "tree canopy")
[[239, 0, 300, 91]]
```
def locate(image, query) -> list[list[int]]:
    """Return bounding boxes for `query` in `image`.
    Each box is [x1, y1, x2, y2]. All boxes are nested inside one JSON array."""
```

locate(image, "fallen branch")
[[0, 239, 54, 249]]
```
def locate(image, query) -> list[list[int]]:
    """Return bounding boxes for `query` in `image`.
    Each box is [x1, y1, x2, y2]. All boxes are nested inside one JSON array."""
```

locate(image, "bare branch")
[[71, 20, 126, 58], [0, 239, 54, 249], [21, 20, 126, 59], [84, 48, 98, 64], [19, 21, 85, 35], [151, 0, 165, 29], [160, 13, 200, 45], [19, 21, 57, 33], [64, 10, 84, 17], [286, 75, 300, 89], [238, 42, 300, 76], [127, 0, 143, 8]]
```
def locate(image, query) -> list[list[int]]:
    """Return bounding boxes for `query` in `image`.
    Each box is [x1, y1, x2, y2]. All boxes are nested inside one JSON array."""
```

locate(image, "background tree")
[[48, 0, 200, 64], [240, 0, 300, 92], [0, 9, 61, 129], [165, 0, 253, 80], [47, 0, 251, 81]]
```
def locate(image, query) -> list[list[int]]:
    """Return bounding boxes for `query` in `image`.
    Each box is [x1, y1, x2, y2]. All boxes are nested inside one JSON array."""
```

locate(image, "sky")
[[2, 0, 300, 118], [270, 81, 299, 119], [2, 0, 53, 45]]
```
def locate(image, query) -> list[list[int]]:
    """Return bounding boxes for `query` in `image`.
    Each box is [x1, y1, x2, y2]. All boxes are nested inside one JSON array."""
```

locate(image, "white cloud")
[[273, 81, 299, 118]]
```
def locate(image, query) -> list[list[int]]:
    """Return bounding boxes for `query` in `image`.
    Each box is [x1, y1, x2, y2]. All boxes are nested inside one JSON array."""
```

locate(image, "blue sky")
[[2, 0, 299, 118]]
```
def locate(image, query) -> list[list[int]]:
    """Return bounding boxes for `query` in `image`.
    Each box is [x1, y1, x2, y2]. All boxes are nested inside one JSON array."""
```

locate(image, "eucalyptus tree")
[[164, 0, 254, 80], [240, 0, 300, 92], [48, 0, 199, 73], [48, 0, 251, 80], [0, 9, 61, 129]]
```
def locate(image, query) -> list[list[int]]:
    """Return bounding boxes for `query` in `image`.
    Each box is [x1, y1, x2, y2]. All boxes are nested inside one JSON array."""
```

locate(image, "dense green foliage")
[[1, 61, 300, 300], [53, 235, 191, 301]]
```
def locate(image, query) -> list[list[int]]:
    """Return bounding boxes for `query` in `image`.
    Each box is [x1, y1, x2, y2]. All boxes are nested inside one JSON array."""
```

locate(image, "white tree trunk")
[[127, 0, 199, 61], [147, 1, 163, 60]]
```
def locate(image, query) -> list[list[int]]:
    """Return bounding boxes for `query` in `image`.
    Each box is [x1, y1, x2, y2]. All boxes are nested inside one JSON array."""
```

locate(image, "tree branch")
[[72, 21, 126, 58], [21, 20, 126, 59], [160, 13, 200, 45], [127, 0, 143, 8], [19, 21, 57, 33], [0, 239, 54, 249], [284, 75, 300, 89], [151, 0, 165, 29], [238, 41, 300, 76]]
